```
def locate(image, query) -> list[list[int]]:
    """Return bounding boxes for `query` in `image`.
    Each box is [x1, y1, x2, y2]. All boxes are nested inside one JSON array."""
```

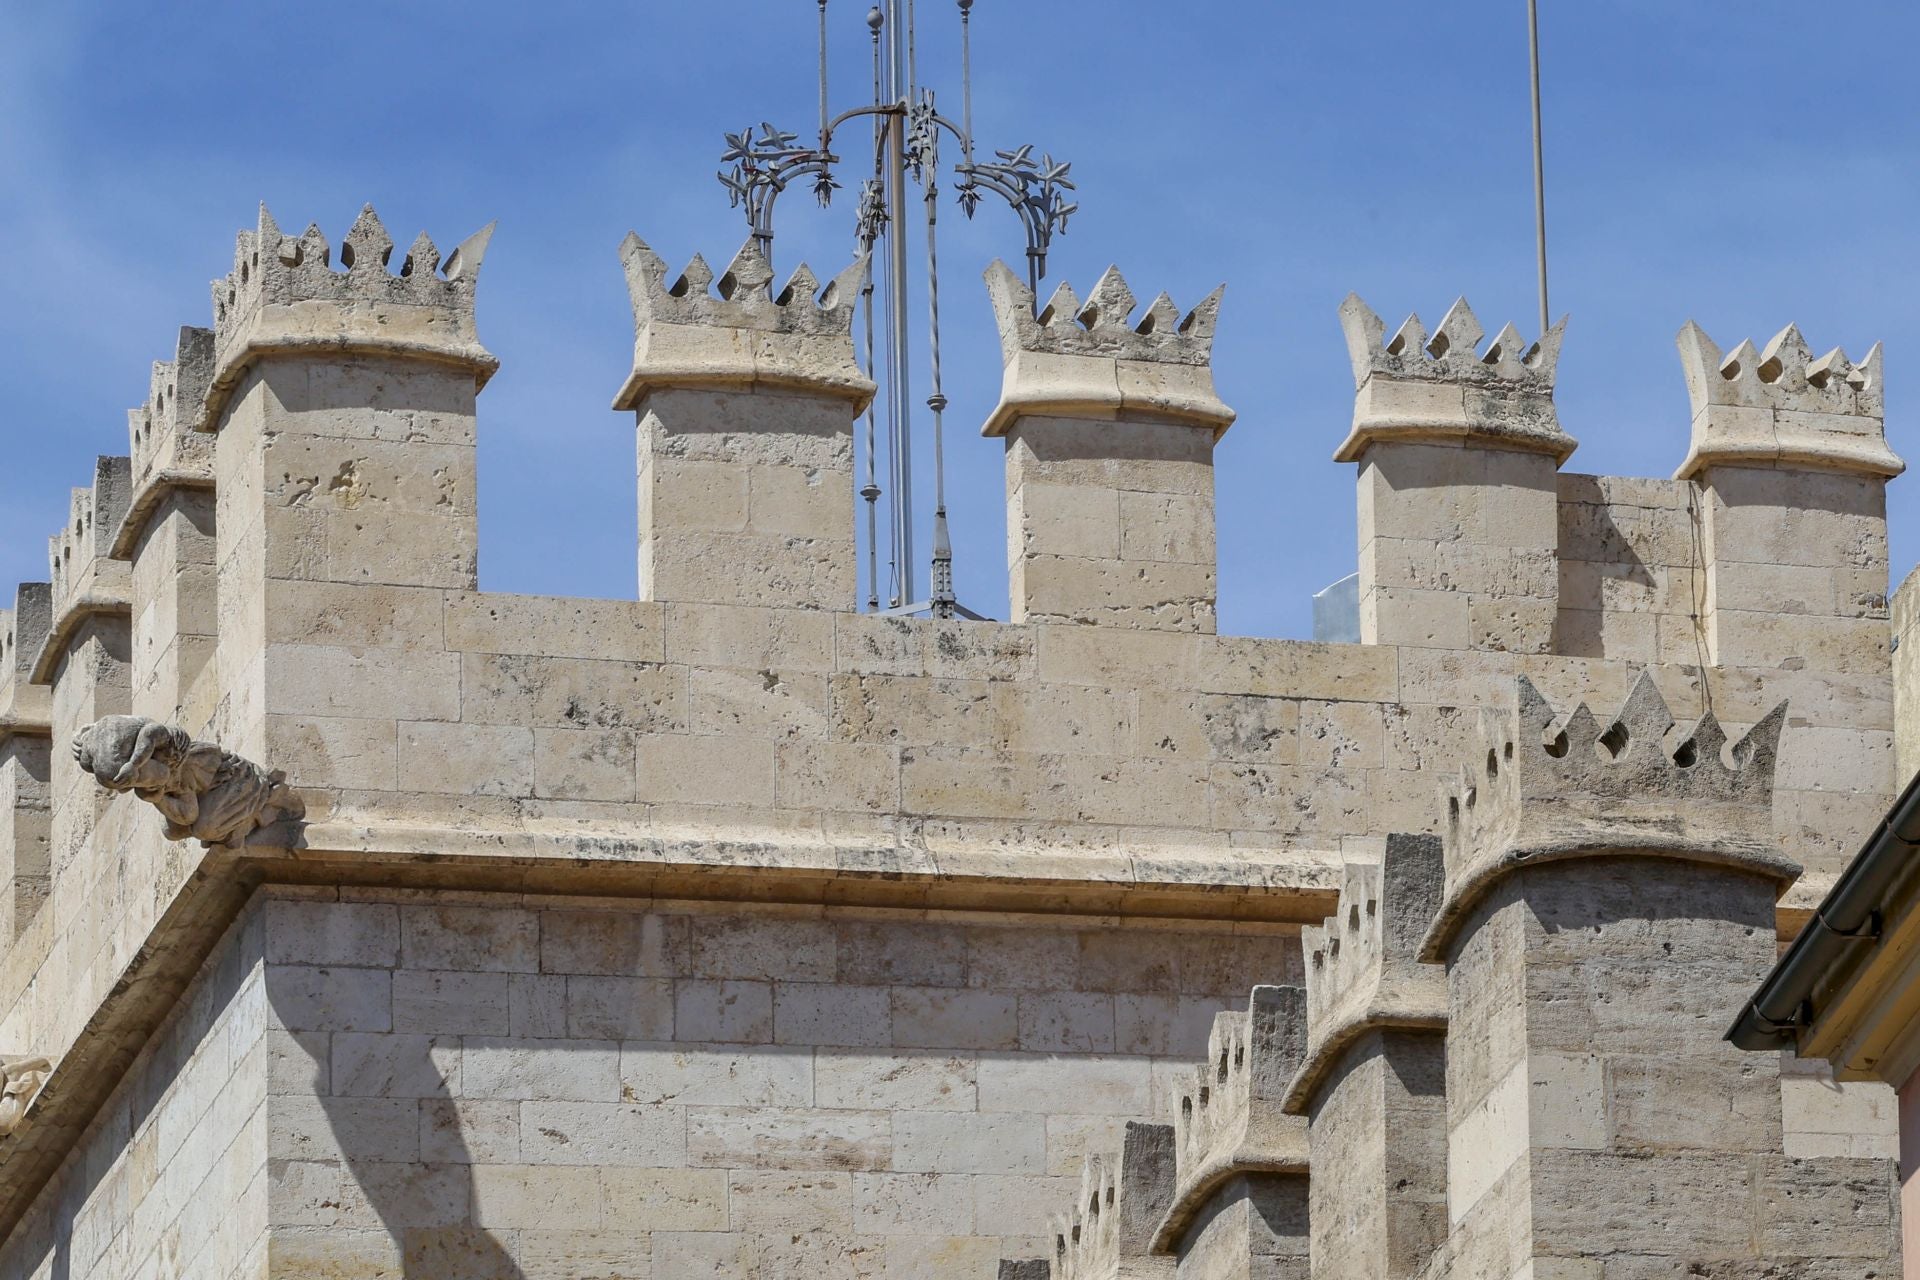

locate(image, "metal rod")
[[958, 0, 973, 162], [886, 0, 915, 605], [1527, 0, 1549, 337], [860, 14, 884, 612], [923, 98, 955, 616], [818, 0, 830, 147]]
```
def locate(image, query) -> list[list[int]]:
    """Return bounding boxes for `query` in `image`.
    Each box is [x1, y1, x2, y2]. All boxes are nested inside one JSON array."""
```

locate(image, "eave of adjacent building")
[[1728, 767, 1920, 1083]]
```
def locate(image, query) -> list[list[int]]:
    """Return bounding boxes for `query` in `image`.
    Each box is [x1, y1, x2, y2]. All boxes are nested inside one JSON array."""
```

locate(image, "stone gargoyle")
[[0, 1056, 50, 1135], [71, 715, 302, 847]]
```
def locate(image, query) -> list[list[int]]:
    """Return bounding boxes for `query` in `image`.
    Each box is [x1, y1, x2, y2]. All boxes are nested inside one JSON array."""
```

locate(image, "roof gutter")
[[1728, 768, 1920, 1052]]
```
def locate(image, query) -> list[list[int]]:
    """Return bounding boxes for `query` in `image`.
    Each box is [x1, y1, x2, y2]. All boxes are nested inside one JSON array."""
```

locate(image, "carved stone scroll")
[[0, 1057, 50, 1135]]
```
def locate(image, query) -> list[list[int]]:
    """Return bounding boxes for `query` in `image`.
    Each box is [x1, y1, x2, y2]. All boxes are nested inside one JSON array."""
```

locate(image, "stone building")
[[0, 200, 1908, 1278]]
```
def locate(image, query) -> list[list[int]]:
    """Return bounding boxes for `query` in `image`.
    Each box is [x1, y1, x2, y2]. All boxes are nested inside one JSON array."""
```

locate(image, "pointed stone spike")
[[1676, 709, 1728, 769], [983, 258, 1035, 314], [1806, 346, 1854, 390], [1858, 342, 1884, 390], [619, 231, 667, 285], [1338, 293, 1385, 387], [1561, 703, 1601, 757], [443, 222, 496, 282], [1530, 314, 1568, 381], [256, 202, 283, 243], [1482, 321, 1529, 377], [296, 222, 330, 270], [1719, 338, 1761, 389], [1759, 324, 1812, 390], [1386, 312, 1428, 360], [1676, 320, 1725, 412], [820, 254, 869, 309], [400, 231, 440, 280], [718, 238, 775, 301], [341, 204, 394, 276], [1732, 699, 1789, 775], [776, 263, 820, 307], [1429, 297, 1483, 360], [1176, 284, 1225, 346], [1038, 280, 1081, 327], [674, 254, 715, 298], [1137, 291, 1180, 336], [1077, 265, 1136, 330], [1517, 676, 1557, 740], [1610, 670, 1675, 760]]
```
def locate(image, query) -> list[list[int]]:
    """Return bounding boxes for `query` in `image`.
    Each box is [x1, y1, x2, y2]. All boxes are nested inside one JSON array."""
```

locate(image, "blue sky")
[[2, 2, 1915, 638]]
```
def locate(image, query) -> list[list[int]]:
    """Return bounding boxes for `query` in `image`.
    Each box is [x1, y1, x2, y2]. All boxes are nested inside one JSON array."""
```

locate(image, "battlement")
[[611, 234, 872, 409], [1155, 985, 1308, 1250], [204, 204, 496, 430], [1335, 295, 1573, 464], [1675, 321, 1902, 479], [981, 261, 1230, 437], [111, 327, 214, 561], [31, 459, 131, 687], [0, 588, 52, 740], [1047, 1122, 1176, 1280], [1422, 672, 1798, 958], [1285, 832, 1445, 1111]]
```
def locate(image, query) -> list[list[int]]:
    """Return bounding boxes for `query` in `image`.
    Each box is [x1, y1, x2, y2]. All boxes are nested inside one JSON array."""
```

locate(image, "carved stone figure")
[[70, 716, 302, 846], [0, 1058, 50, 1136]]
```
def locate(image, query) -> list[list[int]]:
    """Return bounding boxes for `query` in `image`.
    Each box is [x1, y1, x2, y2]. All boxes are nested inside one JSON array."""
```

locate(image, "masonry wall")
[[256, 886, 1297, 1278], [1896, 564, 1920, 785], [0, 902, 267, 1280]]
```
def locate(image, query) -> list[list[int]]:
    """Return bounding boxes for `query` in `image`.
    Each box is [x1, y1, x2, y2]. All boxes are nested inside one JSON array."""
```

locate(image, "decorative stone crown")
[[205, 205, 497, 429], [1284, 834, 1446, 1112], [1334, 295, 1574, 464], [1675, 321, 1903, 479], [1420, 673, 1797, 959], [611, 234, 873, 410], [1153, 985, 1308, 1252], [981, 260, 1232, 438], [112, 326, 216, 559], [1048, 1122, 1175, 1280]]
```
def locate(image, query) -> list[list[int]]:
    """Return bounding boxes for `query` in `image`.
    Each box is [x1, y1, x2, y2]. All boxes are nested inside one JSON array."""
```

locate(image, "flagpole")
[[1527, 0, 1549, 337]]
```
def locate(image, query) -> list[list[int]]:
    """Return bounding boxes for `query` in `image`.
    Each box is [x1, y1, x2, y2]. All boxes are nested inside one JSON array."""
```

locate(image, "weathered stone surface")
[[0, 200, 1906, 1280]]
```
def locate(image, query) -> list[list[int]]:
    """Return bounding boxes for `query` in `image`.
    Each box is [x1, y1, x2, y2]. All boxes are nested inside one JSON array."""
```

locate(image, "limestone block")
[[1897, 565, 1920, 782]]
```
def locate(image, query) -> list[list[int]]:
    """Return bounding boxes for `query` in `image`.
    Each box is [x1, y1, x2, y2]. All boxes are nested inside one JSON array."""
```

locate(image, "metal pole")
[[886, 0, 916, 605], [1527, 0, 1549, 337]]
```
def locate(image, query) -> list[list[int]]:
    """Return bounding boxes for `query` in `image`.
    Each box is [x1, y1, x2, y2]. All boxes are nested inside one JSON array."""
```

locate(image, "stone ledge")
[[0, 715, 51, 748], [27, 596, 132, 686], [106, 467, 216, 562], [1147, 1149, 1307, 1255]]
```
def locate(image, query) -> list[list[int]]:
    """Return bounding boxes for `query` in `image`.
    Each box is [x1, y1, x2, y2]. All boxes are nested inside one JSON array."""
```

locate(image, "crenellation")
[[1155, 984, 1308, 1254], [1676, 320, 1900, 479], [30, 456, 132, 689], [205, 204, 496, 430], [0, 198, 1908, 1279], [1335, 295, 1571, 464], [1046, 1122, 1176, 1279], [612, 233, 873, 408]]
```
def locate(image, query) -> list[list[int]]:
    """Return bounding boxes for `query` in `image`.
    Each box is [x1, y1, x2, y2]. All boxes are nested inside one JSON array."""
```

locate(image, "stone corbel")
[[71, 716, 302, 847]]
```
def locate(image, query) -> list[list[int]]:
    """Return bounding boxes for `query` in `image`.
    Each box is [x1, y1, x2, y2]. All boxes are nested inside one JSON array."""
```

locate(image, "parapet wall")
[[0, 204, 1906, 1268]]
